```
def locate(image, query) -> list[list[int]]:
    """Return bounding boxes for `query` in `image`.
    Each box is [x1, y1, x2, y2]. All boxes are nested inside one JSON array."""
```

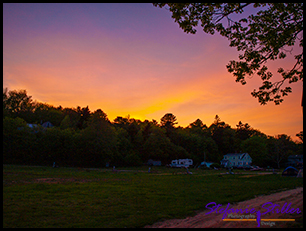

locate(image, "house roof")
[[27, 123, 38, 128], [288, 155, 303, 159], [42, 121, 53, 128], [223, 153, 250, 160], [224, 153, 248, 156]]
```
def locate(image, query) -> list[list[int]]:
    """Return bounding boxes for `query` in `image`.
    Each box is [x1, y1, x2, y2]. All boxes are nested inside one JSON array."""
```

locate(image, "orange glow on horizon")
[[3, 3, 303, 141]]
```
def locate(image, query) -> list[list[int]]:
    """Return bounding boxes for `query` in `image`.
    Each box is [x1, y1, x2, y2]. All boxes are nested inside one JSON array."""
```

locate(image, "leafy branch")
[[153, 3, 303, 105]]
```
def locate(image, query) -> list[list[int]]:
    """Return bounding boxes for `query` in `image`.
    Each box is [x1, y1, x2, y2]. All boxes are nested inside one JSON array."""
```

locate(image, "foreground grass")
[[3, 165, 303, 228]]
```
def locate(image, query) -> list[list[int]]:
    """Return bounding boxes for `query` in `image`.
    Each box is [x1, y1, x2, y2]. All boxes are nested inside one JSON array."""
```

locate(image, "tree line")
[[3, 88, 303, 168]]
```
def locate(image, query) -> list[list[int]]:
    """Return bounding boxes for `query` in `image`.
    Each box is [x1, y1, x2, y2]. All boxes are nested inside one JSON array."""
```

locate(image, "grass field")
[[3, 165, 303, 228]]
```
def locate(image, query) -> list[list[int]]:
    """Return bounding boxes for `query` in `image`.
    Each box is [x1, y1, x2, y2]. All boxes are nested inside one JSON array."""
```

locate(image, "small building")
[[27, 123, 38, 129], [42, 121, 54, 128], [286, 155, 303, 168], [22, 123, 39, 133], [147, 159, 161, 166], [220, 153, 252, 168]]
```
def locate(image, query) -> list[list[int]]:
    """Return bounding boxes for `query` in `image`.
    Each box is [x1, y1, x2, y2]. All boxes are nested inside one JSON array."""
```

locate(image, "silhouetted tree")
[[38, 127, 76, 166], [142, 120, 153, 142], [143, 129, 188, 163], [3, 117, 31, 164], [76, 106, 91, 129], [266, 134, 296, 168], [113, 116, 130, 130], [60, 115, 73, 130], [209, 115, 237, 157], [87, 109, 109, 127], [76, 117, 117, 167], [160, 113, 178, 137], [153, 3, 303, 105], [127, 120, 140, 144], [160, 113, 177, 127], [241, 135, 268, 166], [3, 89, 35, 121], [296, 131, 303, 143], [3, 87, 303, 168], [62, 107, 80, 129], [236, 121, 253, 141], [3, 88, 9, 117]]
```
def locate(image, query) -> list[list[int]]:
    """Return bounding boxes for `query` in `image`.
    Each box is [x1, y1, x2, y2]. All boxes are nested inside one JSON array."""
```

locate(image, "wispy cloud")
[[3, 3, 303, 140]]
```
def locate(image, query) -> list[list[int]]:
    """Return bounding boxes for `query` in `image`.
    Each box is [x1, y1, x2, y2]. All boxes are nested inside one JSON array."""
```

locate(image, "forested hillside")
[[3, 88, 303, 168]]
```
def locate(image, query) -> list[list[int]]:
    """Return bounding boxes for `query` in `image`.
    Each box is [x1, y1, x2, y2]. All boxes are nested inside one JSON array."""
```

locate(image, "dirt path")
[[145, 187, 303, 228]]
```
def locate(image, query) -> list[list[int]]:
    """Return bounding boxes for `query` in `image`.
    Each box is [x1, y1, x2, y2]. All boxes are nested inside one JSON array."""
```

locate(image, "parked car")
[[250, 166, 263, 171]]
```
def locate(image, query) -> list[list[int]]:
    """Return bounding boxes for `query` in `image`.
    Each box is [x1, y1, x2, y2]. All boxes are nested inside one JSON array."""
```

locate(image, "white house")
[[220, 153, 252, 168]]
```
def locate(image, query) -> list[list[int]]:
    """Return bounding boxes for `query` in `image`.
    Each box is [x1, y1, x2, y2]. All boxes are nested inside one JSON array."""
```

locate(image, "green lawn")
[[3, 165, 303, 228]]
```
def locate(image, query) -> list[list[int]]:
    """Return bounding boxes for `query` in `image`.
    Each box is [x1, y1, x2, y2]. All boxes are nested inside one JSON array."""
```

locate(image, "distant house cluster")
[[27, 121, 54, 129], [18, 121, 54, 133]]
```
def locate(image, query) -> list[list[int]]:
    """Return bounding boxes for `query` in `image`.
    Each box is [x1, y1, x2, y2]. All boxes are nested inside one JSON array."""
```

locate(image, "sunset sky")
[[3, 3, 303, 141]]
